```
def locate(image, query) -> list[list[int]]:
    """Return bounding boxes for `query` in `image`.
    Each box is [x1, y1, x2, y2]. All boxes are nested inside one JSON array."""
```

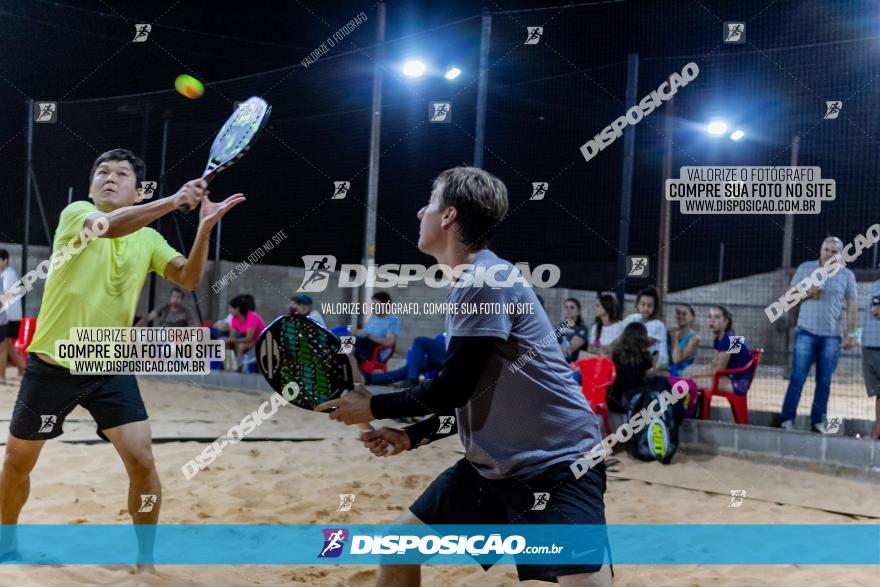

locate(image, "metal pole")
[[67, 186, 73, 205], [22, 99, 34, 317], [781, 135, 799, 269], [718, 242, 725, 282], [615, 54, 639, 310], [657, 80, 674, 303], [473, 7, 492, 168], [360, 1, 385, 328]]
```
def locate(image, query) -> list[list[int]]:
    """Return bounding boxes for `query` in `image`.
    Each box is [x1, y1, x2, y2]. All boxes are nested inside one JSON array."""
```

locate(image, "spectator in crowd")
[[779, 237, 857, 433], [351, 291, 401, 364], [625, 286, 669, 372], [679, 305, 753, 395], [288, 294, 325, 326], [369, 335, 446, 387], [0, 249, 24, 377], [668, 302, 700, 377], [135, 287, 195, 327], [607, 322, 654, 414], [861, 280, 880, 440], [213, 294, 255, 336], [558, 298, 589, 362], [226, 294, 266, 370], [587, 292, 624, 357]]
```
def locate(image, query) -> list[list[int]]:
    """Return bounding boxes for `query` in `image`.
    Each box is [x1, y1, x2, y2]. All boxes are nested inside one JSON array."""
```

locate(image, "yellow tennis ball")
[[175, 74, 204, 99]]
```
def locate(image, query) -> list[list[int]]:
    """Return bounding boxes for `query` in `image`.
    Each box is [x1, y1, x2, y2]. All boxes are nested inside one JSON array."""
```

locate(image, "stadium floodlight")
[[706, 119, 728, 135], [444, 67, 462, 80], [402, 60, 427, 77], [730, 129, 745, 141]]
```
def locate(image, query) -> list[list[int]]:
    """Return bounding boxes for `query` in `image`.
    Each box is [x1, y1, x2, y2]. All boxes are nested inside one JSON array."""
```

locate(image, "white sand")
[[0, 374, 875, 586]]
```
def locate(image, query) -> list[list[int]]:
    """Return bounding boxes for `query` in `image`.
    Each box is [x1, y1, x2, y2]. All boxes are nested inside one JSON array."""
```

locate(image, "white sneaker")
[[812, 423, 826, 434], [780, 420, 794, 431]]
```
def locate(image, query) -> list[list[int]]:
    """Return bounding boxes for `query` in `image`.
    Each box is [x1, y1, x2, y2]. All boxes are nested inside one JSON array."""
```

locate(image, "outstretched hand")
[[199, 193, 246, 229]]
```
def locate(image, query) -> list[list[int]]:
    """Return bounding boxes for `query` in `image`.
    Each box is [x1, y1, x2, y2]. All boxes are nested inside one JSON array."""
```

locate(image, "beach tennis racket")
[[255, 314, 354, 410], [180, 96, 272, 213]]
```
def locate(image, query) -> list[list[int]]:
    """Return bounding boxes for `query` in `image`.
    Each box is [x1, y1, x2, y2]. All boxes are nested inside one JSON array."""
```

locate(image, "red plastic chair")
[[699, 348, 763, 425], [360, 342, 396, 375], [573, 357, 616, 434], [13, 317, 37, 366]]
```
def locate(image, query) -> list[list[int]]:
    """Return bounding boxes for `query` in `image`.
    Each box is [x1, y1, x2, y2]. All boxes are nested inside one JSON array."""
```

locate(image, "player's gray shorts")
[[862, 348, 880, 397]]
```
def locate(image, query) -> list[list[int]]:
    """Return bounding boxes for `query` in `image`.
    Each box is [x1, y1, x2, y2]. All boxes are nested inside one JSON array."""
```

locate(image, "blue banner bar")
[[0, 524, 877, 565]]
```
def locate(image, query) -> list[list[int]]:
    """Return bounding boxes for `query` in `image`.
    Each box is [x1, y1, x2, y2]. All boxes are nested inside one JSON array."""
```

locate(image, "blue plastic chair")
[[331, 326, 351, 337]]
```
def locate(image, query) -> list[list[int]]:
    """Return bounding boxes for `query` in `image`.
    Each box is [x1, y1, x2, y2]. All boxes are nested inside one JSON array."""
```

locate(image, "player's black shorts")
[[6, 320, 20, 340], [409, 458, 610, 583], [10, 354, 148, 441]]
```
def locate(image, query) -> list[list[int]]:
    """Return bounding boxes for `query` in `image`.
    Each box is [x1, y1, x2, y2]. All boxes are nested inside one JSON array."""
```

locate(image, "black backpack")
[[624, 376, 685, 464]]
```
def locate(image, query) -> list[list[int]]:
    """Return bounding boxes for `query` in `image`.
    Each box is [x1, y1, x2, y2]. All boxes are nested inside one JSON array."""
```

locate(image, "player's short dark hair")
[[90, 149, 146, 186], [433, 166, 508, 250], [170, 287, 184, 296], [0, 249, 8, 262], [371, 291, 391, 304]]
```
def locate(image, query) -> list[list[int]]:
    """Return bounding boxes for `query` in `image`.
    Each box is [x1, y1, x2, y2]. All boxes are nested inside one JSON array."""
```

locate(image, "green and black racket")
[[256, 314, 354, 410], [180, 96, 272, 213]]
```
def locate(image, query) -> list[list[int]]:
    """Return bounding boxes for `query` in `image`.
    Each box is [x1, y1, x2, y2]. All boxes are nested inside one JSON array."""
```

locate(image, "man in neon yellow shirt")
[[0, 149, 244, 572]]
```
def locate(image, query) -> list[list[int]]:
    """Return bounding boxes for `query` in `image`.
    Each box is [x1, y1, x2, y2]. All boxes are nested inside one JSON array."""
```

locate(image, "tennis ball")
[[175, 74, 204, 99]]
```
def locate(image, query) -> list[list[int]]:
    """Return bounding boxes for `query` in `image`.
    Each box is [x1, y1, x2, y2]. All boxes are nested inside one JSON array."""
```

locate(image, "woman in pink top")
[[226, 294, 265, 370]]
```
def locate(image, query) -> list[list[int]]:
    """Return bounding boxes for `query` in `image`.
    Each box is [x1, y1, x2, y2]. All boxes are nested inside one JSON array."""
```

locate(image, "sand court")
[[0, 376, 875, 586]]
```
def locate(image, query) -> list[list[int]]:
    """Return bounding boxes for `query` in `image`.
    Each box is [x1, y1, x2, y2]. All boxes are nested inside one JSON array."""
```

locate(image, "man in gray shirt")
[[861, 279, 880, 440], [319, 167, 611, 586], [779, 237, 858, 432]]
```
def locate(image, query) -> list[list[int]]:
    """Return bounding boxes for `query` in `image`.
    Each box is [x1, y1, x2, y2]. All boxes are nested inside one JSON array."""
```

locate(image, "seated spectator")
[[135, 288, 195, 327], [668, 302, 700, 377], [369, 335, 446, 387], [625, 286, 669, 373], [558, 298, 589, 362], [213, 294, 255, 336], [678, 305, 752, 394], [225, 294, 266, 371], [587, 292, 624, 357], [352, 291, 400, 364], [289, 294, 325, 326], [607, 322, 654, 413]]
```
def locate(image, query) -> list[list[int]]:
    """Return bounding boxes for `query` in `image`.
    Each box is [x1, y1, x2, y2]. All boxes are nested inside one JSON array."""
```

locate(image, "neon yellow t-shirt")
[[28, 200, 182, 367]]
